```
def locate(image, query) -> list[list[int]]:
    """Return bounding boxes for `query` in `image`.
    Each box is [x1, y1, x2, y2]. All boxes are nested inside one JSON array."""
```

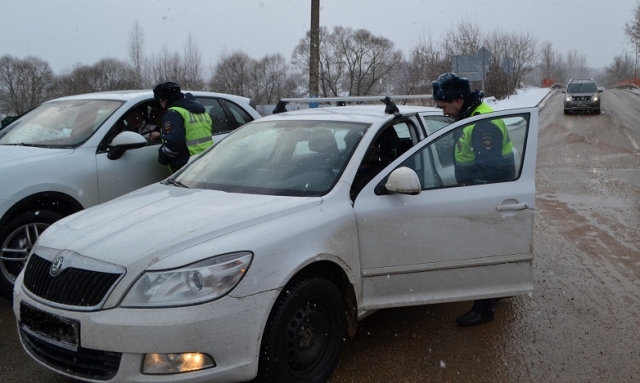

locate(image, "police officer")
[[431, 72, 515, 326], [153, 82, 213, 172]]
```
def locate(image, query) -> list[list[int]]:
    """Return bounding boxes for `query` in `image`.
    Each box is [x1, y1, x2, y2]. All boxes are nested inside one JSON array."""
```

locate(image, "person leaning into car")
[[124, 107, 160, 141], [431, 72, 515, 326], [153, 81, 213, 172]]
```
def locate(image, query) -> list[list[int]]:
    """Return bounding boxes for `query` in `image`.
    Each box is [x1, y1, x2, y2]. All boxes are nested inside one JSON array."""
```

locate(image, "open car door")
[[354, 107, 538, 310]]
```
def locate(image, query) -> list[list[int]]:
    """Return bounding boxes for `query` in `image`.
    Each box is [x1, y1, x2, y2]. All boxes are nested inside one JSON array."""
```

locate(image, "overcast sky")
[[2, 0, 635, 74]]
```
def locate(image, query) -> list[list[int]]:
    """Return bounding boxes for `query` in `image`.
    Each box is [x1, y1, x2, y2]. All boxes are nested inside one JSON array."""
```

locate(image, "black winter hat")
[[431, 73, 471, 101], [153, 81, 183, 101]]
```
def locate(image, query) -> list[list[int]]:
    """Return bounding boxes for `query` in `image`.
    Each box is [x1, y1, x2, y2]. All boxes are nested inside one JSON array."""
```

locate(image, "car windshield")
[[174, 119, 369, 197], [0, 99, 123, 147], [567, 83, 597, 93]]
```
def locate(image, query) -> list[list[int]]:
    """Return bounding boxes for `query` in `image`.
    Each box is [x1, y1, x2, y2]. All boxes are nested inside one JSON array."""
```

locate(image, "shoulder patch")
[[163, 120, 171, 134]]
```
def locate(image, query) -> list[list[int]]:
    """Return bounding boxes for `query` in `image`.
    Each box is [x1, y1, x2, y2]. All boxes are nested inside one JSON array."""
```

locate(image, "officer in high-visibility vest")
[[153, 82, 213, 172], [431, 72, 515, 326]]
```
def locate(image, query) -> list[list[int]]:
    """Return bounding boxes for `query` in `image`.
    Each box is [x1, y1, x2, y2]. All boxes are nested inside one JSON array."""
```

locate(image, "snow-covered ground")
[[485, 87, 552, 110]]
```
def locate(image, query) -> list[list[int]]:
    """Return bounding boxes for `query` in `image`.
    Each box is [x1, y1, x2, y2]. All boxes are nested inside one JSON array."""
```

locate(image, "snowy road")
[[1, 88, 639, 382]]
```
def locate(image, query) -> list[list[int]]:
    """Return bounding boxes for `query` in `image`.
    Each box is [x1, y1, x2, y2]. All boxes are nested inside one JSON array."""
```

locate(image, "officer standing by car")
[[153, 82, 213, 172], [431, 72, 515, 326]]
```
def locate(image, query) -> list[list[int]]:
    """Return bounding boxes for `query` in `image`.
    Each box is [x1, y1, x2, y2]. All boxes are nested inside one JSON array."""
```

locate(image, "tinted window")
[[224, 100, 254, 126], [197, 98, 231, 134], [567, 82, 597, 93]]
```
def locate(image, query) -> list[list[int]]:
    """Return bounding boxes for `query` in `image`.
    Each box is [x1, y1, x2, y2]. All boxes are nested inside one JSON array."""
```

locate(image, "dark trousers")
[[471, 298, 497, 314]]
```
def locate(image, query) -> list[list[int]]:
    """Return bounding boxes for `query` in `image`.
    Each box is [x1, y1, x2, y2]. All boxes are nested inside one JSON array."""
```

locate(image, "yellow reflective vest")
[[168, 106, 213, 155]]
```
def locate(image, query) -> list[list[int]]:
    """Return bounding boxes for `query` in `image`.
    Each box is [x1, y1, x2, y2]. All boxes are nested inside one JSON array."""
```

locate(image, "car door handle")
[[496, 203, 528, 212]]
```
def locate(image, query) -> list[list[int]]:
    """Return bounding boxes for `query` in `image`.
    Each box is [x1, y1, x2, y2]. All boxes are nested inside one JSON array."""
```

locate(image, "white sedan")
[[13, 96, 538, 383], [0, 90, 261, 300]]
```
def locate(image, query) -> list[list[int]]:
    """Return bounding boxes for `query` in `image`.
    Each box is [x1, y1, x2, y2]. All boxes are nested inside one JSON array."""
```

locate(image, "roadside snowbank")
[[485, 87, 552, 110]]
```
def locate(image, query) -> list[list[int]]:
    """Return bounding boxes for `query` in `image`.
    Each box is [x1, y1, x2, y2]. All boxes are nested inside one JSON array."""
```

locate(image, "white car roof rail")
[[273, 94, 434, 115]]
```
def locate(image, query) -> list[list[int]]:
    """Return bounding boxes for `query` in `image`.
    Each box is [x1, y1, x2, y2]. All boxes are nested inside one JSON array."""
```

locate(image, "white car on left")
[[0, 90, 261, 299]]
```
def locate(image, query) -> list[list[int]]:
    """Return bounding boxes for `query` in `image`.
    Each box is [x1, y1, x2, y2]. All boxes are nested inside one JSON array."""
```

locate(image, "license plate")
[[20, 302, 80, 351]]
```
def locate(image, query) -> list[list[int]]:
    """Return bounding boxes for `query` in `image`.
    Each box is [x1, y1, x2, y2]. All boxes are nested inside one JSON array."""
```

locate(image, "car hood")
[[0, 145, 73, 167], [37, 183, 322, 269]]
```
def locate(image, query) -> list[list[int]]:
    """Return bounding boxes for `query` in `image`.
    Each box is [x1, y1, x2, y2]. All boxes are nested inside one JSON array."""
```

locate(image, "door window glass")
[[400, 114, 529, 189]]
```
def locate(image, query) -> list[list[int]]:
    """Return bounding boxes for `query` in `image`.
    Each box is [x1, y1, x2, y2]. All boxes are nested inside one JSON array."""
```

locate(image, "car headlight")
[[565, 95, 572, 102], [592, 94, 599, 101], [121, 252, 253, 308]]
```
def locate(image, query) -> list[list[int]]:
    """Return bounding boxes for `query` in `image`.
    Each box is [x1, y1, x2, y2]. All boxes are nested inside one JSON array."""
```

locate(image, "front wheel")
[[0, 210, 63, 300], [257, 275, 346, 383]]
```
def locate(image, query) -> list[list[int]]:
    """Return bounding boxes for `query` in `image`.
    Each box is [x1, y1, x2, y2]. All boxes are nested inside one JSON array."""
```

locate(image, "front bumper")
[[13, 276, 279, 383], [564, 100, 600, 112]]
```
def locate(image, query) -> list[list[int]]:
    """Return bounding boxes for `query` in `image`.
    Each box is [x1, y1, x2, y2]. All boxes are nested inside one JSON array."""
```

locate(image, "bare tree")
[[149, 45, 182, 86], [392, 34, 447, 97], [251, 53, 298, 104], [51, 58, 137, 97], [0, 55, 54, 115], [128, 20, 146, 88], [209, 50, 253, 97], [483, 30, 537, 97], [538, 41, 557, 80], [602, 52, 635, 85], [564, 50, 589, 80], [182, 33, 205, 90], [442, 20, 483, 57], [624, 1, 640, 79], [292, 26, 402, 97]]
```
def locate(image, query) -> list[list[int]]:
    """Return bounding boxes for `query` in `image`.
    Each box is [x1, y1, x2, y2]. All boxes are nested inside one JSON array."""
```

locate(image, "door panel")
[[96, 144, 172, 203], [354, 108, 538, 306]]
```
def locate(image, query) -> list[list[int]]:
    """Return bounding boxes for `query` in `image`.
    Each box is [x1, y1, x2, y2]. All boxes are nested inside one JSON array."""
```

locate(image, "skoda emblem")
[[50, 256, 65, 277]]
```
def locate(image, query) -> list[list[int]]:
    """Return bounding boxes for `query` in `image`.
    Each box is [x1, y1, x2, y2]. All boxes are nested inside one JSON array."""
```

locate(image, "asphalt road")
[[1, 88, 639, 382]]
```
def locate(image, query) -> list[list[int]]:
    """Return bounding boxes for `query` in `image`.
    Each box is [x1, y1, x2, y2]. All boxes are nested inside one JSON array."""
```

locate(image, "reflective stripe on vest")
[[168, 106, 214, 155], [454, 103, 513, 166]]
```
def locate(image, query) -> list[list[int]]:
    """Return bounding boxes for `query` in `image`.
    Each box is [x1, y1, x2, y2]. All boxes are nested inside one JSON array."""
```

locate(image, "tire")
[[563, 109, 569, 115], [0, 210, 64, 300], [257, 275, 346, 383], [595, 108, 601, 115]]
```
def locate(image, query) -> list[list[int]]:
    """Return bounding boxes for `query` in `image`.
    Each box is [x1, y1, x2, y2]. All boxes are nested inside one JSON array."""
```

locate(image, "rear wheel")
[[257, 275, 346, 383], [0, 210, 63, 300]]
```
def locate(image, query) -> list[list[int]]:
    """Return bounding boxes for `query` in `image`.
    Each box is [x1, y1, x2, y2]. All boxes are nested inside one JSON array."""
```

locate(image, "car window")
[[422, 115, 454, 135], [176, 120, 368, 197], [197, 97, 232, 134], [224, 100, 255, 126], [0, 100, 123, 147], [399, 114, 529, 189]]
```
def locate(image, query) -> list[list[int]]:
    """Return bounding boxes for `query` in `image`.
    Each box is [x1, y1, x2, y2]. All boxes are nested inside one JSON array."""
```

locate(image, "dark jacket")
[[158, 93, 207, 172]]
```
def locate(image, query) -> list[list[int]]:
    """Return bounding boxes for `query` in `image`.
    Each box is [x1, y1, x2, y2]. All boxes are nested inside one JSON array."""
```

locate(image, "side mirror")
[[560, 90, 566, 93], [383, 166, 421, 195], [598, 89, 603, 93], [107, 131, 147, 160]]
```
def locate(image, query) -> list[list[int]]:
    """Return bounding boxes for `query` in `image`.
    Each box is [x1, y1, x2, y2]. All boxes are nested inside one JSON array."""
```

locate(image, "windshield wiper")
[[165, 179, 190, 188], [17, 143, 51, 148]]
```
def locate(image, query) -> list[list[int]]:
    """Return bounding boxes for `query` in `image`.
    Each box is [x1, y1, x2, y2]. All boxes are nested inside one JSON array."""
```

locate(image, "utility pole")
[[309, 0, 320, 107]]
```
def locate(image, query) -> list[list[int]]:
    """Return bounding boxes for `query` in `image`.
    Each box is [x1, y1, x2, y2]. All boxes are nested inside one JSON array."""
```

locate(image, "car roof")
[[259, 104, 441, 125], [262, 95, 442, 124], [45, 90, 255, 105]]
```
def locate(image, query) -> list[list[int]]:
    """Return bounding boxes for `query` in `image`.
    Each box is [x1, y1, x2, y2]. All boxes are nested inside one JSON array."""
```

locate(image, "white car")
[[13, 96, 538, 383], [0, 90, 261, 299]]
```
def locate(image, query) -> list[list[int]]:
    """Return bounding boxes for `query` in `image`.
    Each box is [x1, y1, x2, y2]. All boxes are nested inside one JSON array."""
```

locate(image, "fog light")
[[142, 352, 215, 374]]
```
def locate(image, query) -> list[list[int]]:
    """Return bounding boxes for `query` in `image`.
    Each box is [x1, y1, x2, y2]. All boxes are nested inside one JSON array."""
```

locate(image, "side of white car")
[[0, 91, 261, 299]]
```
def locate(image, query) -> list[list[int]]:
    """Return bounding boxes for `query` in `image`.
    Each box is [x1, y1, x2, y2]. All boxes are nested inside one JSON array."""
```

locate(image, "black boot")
[[456, 299, 495, 326]]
